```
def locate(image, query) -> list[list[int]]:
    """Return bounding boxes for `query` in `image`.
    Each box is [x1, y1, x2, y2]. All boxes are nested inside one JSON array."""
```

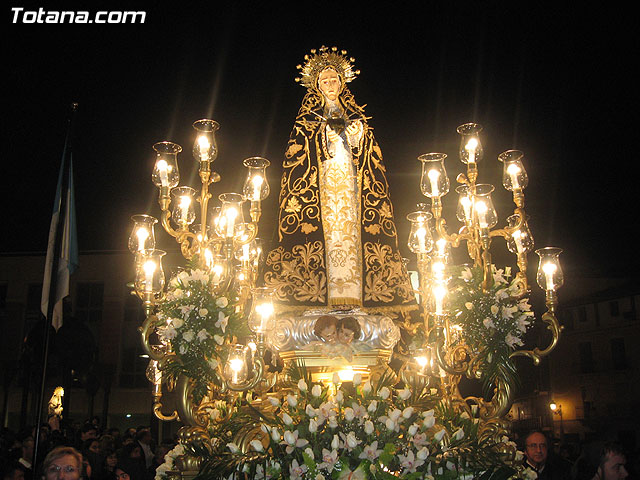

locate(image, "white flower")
[[250, 439, 263, 452], [315, 475, 325, 480], [362, 381, 372, 394], [268, 396, 281, 407], [402, 407, 415, 419], [179, 305, 194, 316], [423, 415, 435, 429], [460, 267, 473, 281], [226, 442, 239, 453], [398, 388, 411, 401], [158, 326, 177, 341], [198, 308, 208, 317], [364, 420, 375, 435], [385, 418, 396, 431], [491, 304, 500, 316], [213, 334, 224, 345], [345, 431, 361, 450], [216, 297, 229, 308], [319, 449, 338, 472], [412, 432, 428, 447], [287, 394, 298, 408], [505, 332, 523, 348], [305, 404, 316, 417], [416, 446, 429, 461], [502, 305, 519, 319], [434, 429, 446, 442], [465, 302, 474, 310], [483, 318, 495, 329], [297, 379, 308, 392], [389, 409, 402, 423], [335, 390, 344, 404], [359, 441, 382, 461], [170, 318, 184, 329], [353, 373, 362, 386], [328, 416, 338, 429], [289, 459, 307, 480], [378, 387, 390, 400], [493, 268, 508, 284], [332, 372, 340, 384], [178, 344, 187, 355], [182, 330, 195, 342], [408, 424, 419, 436], [215, 311, 228, 332], [311, 384, 322, 397], [344, 407, 355, 422], [196, 329, 209, 342], [367, 400, 378, 413], [309, 418, 318, 433], [282, 412, 293, 426], [271, 427, 281, 442], [283, 430, 308, 453], [398, 450, 424, 474], [495, 288, 509, 300], [331, 434, 340, 450], [453, 427, 465, 440], [304, 447, 314, 460]]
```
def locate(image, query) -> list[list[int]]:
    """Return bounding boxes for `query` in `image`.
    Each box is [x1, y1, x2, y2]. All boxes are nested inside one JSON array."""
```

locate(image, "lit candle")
[[229, 357, 244, 384], [475, 201, 488, 228], [416, 227, 427, 252], [428, 169, 440, 197], [225, 207, 238, 237], [436, 238, 447, 257], [542, 262, 556, 291], [507, 163, 521, 189], [136, 227, 149, 252], [461, 196, 472, 222], [156, 160, 169, 187], [204, 248, 214, 269], [198, 135, 210, 159], [466, 138, 478, 163], [251, 175, 264, 201], [255, 302, 274, 333], [434, 285, 446, 315], [432, 261, 445, 281], [179, 196, 191, 224], [143, 260, 156, 293]]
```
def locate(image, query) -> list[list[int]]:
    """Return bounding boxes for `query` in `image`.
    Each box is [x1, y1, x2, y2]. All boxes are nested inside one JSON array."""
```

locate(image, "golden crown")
[[295, 46, 360, 89]]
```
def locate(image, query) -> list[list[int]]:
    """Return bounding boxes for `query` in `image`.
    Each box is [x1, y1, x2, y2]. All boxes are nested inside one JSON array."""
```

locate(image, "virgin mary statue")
[[264, 46, 415, 320]]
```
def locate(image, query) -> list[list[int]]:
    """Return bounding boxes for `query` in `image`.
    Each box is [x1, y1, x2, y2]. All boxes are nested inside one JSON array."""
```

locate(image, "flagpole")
[[33, 102, 78, 470]]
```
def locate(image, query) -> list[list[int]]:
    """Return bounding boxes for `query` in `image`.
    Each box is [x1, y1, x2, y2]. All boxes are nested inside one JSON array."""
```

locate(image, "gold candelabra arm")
[[153, 398, 180, 422], [434, 334, 469, 376], [139, 314, 167, 361], [509, 293, 563, 365], [176, 375, 207, 427]]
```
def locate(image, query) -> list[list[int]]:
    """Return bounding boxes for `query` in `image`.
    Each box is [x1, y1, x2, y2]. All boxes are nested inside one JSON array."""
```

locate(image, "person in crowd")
[[42, 446, 83, 480], [134, 429, 154, 471], [585, 442, 630, 480], [2, 463, 26, 480], [523, 430, 570, 480], [16, 436, 34, 479], [95, 450, 118, 480]]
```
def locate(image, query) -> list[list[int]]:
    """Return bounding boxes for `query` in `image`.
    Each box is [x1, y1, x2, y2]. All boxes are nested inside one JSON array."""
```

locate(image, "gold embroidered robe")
[[264, 88, 414, 313]]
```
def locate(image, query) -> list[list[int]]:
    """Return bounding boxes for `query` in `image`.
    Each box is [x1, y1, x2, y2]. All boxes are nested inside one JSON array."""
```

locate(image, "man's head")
[[318, 68, 342, 102], [20, 436, 34, 460], [80, 423, 98, 442], [597, 443, 628, 480], [524, 431, 548, 469]]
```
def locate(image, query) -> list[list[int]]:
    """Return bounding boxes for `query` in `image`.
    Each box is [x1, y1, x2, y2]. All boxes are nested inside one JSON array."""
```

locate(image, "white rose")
[[364, 420, 375, 435], [282, 412, 293, 425], [362, 381, 372, 394], [216, 297, 229, 308], [298, 379, 308, 392], [287, 395, 298, 408], [378, 387, 390, 400], [353, 373, 362, 386], [250, 439, 263, 452], [311, 384, 322, 397], [226, 442, 239, 453]]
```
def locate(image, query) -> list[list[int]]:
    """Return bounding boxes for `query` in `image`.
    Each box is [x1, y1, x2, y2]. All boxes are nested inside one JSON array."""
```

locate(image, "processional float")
[[128, 46, 562, 480]]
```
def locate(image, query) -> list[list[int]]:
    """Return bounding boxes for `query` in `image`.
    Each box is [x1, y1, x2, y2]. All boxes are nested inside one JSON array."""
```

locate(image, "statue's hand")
[[326, 126, 341, 143], [346, 120, 363, 137]]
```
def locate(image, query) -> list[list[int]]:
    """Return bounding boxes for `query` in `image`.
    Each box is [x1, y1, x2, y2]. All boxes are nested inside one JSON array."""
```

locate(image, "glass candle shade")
[[171, 186, 197, 227], [472, 184, 498, 229], [242, 157, 270, 201], [152, 142, 181, 189], [506, 214, 534, 254], [406, 211, 434, 254], [456, 123, 484, 164], [192, 119, 219, 163], [418, 153, 450, 198], [128, 214, 157, 253], [248, 287, 275, 334], [224, 344, 251, 385], [536, 247, 563, 291], [208, 253, 229, 287], [498, 150, 528, 191], [134, 249, 166, 297], [216, 193, 245, 239]]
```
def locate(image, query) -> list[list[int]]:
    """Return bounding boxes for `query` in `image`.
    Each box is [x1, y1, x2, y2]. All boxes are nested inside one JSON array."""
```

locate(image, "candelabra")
[[127, 120, 277, 466], [405, 123, 564, 436]]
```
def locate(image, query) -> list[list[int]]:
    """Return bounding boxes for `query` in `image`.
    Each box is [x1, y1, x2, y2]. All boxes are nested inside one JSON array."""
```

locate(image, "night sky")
[[5, 3, 635, 285]]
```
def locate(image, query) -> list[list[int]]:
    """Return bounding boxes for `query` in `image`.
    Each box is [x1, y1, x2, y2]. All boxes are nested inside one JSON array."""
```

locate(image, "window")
[[578, 306, 587, 323], [610, 338, 627, 370], [119, 294, 149, 388], [609, 301, 619, 317], [24, 283, 43, 336], [578, 342, 594, 373]]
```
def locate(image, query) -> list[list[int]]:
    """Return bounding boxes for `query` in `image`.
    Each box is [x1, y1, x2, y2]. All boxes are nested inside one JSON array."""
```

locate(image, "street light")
[[550, 401, 564, 440]]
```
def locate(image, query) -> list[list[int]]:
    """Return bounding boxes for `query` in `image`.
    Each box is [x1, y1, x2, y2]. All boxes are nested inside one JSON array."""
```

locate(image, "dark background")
[[5, 3, 635, 282]]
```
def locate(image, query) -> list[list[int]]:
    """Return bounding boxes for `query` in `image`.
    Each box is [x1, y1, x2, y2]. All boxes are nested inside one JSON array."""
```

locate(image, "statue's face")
[[318, 68, 341, 101]]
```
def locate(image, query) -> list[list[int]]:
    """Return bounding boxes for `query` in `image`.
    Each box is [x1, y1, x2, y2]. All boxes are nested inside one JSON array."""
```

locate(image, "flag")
[[41, 147, 79, 330]]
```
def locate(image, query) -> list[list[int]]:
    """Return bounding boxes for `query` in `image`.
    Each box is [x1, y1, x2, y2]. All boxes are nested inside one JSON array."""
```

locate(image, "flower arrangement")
[[155, 443, 186, 480], [447, 265, 534, 396], [180, 365, 535, 480], [156, 267, 248, 401]]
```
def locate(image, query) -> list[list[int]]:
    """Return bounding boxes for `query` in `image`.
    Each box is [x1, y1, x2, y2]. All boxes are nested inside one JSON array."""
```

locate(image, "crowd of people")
[[1, 418, 176, 480], [1, 418, 636, 480]]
